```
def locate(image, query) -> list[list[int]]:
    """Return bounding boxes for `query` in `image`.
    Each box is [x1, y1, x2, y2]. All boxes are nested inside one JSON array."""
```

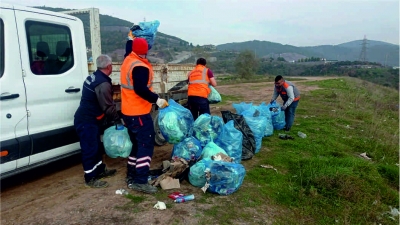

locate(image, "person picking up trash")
[[120, 37, 168, 194], [270, 75, 300, 131]]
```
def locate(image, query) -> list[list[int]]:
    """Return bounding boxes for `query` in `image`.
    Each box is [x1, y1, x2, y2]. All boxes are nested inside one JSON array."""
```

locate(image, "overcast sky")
[[5, 0, 400, 46]]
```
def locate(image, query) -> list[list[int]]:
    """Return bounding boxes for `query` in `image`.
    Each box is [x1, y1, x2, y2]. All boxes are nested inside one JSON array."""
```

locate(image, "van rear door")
[[13, 7, 84, 164], [0, 6, 30, 174]]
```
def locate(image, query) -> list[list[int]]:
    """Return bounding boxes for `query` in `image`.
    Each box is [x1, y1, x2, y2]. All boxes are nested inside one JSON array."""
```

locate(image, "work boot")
[[85, 178, 109, 188], [128, 183, 158, 194], [125, 176, 134, 185], [97, 168, 117, 179]]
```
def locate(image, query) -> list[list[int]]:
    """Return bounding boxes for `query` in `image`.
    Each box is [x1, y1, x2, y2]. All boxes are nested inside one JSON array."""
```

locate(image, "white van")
[[0, 4, 192, 179]]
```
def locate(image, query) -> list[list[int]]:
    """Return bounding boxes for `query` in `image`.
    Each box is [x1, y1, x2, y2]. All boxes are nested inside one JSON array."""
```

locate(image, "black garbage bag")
[[220, 111, 255, 160]]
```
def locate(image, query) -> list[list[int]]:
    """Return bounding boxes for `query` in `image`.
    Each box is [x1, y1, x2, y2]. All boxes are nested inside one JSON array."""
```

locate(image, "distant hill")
[[32, 6, 399, 66], [34, 6, 193, 63], [217, 40, 399, 66]]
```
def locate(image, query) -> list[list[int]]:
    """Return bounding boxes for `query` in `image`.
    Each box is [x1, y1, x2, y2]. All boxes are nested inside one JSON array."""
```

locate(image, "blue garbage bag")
[[256, 102, 274, 137], [130, 20, 160, 50], [241, 107, 267, 153], [193, 114, 224, 147], [232, 102, 253, 115], [214, 120, 243, 163], [158, 99, 194, 144], [272, 111, 286, 130], [103, 125, 132, 158], [201, 141, 228, 160], [208, 161, 246, 195], [267, 100, 286, 130], [188, 159, 212, 187], [172, 136, 203, 162], [208, 86, 221, 104]]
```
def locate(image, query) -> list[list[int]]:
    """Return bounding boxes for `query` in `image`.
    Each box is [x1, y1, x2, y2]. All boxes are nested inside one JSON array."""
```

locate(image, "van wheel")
[[154, 113, 167, 146]]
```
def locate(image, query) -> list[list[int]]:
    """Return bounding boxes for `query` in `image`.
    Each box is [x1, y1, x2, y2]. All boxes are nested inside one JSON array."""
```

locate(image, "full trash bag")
[[241, 107, 267, 154], [201, 141, 228, 160], [172, 136, 203, 162], [103, 125, 132, 158], [267, 101, 286, 130], [256, 102, 274, 137], [220, 111, 255, 160], [208, 86, 221, 104], [208, 161, 246, 195], [130, 20, 160, 50], [193, 114, 224, 147], [232, 102, 253, 115], [158, 99, 194, 144], [214, 120, 243, 164], [188, 159, 212, 187]]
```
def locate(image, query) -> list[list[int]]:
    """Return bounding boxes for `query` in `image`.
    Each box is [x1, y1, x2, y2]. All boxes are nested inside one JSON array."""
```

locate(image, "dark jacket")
[[74, 70, 120, 124]]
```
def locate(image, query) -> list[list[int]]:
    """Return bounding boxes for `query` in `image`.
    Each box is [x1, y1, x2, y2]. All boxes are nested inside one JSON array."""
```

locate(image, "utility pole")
[[359, 35, 368, 63]]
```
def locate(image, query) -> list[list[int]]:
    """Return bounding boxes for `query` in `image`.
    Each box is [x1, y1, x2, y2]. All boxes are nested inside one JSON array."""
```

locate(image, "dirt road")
[[0, 76, 335, 225]]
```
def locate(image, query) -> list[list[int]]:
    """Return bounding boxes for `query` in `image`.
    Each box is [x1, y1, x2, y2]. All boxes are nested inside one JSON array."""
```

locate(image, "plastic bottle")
[[298, 131, 307, 138], [174, 194, 195, 203]]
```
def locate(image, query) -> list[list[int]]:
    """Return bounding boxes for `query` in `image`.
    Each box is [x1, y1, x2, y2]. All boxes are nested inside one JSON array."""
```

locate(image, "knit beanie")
[[132, 38, 148, 55]]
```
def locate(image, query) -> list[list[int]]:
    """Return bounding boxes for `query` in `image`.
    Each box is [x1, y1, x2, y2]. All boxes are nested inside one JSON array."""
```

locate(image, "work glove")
[[127, 30, 135, 40], [156, 98, 169, 109], [281, 106, 287, 111]]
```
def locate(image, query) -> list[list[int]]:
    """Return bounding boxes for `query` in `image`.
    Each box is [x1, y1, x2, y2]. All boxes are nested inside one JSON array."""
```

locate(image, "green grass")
[[197, 77, 399, 225]]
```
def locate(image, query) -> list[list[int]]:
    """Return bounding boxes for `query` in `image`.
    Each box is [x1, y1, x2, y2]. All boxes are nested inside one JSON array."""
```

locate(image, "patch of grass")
[[201, 77, 398, 224], [125, 194, 146, 204], [216, 94, 243, 105]]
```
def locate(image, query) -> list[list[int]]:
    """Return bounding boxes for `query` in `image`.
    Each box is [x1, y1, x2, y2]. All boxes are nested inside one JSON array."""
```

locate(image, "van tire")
[[153, 113, 167, 146]]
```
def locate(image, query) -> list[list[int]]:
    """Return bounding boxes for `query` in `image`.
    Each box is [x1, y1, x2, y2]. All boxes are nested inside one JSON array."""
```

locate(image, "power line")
[[359, 35, 368, 62]]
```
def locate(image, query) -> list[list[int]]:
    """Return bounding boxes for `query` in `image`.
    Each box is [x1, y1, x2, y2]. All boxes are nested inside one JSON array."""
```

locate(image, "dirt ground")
[[0, 76, 334, 225]]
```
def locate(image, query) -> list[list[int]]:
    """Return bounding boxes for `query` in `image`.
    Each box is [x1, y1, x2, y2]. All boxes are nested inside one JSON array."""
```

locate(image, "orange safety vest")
[[120, 52, 154, 116], [188, 65, 211, 98]]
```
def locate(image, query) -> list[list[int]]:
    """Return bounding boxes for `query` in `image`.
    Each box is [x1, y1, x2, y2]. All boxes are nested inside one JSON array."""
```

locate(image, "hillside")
[[218, 40, 399, 66], [34, 6, 399, 67], [35, 6, 194, 63]]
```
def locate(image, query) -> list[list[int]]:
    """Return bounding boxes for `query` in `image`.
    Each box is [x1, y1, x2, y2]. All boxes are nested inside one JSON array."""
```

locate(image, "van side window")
[[0, 19, 4, 78], [25, 21, 74, 75]]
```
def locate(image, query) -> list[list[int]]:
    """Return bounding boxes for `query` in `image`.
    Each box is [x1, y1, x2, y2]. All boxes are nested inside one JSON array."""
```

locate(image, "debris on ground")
[[153, 201, 166, 210], [260, 164, 278, 173], [359, 152, 371, 160], [115, 189, 129, 195]]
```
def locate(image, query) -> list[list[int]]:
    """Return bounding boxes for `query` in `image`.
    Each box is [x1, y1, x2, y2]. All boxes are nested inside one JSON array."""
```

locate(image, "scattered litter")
[[278, 133, 294, 140], [359, 152, 371, 160], [389, 206, 400, 217], [331, 110, 336, 112], [153, 201, 167, 210], [297, 131, 307, 138], [174, 194, 195, 203], [260, 164, 278, 173], [395, 163, 399, 167], [115, 189, 129, 195], [168, 192, 184, 200]]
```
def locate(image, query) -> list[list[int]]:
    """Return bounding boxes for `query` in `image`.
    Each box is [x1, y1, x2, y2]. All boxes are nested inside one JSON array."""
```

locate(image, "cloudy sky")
[[4, 0, 399, 46]]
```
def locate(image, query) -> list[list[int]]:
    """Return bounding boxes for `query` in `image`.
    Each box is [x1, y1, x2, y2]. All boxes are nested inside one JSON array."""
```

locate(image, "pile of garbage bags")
[[155, 99, 285, 196]]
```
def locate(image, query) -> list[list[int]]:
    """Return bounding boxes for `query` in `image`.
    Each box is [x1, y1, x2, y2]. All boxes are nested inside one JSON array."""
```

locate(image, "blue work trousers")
[[123, 113, 155, 184], [74, 121, 106, 183], [283, 100, 299, 131], [188, 96, 210, 121]]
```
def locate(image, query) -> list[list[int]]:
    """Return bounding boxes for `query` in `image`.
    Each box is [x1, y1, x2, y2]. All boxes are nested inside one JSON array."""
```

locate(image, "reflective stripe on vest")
[[189, 68, 208, 84], [188, 65, 211, 98], [121, 61, 153, 90], [120, 54, 154, 116]]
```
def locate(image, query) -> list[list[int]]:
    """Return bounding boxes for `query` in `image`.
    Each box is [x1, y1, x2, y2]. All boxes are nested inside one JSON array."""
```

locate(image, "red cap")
[[132, 38, 148, 55]]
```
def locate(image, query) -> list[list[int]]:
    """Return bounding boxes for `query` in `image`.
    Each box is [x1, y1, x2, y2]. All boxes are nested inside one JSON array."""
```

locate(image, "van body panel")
[[13, 9, 85, 165], [0, 6, 29, 173]]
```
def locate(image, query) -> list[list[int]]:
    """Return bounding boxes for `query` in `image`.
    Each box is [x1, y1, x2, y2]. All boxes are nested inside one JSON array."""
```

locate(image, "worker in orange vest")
[[270, 75, 300, 131], [120, 38, 168, 194], [187, 58, 217, 120]]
